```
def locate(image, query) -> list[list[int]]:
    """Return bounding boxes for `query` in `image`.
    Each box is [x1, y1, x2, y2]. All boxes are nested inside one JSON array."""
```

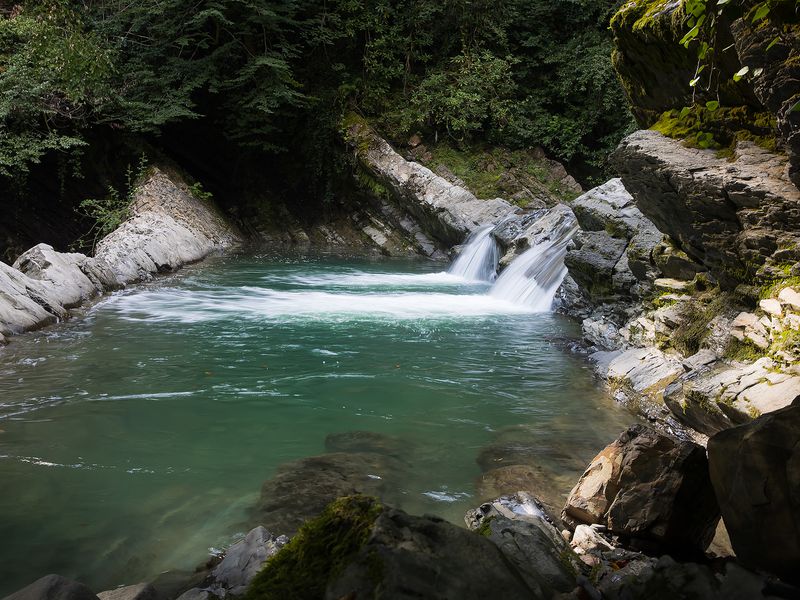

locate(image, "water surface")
[[0, 254, 633, 594]]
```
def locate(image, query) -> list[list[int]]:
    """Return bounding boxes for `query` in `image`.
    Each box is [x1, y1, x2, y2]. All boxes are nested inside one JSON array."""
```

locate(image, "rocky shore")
[[0, 168, 240, 345]]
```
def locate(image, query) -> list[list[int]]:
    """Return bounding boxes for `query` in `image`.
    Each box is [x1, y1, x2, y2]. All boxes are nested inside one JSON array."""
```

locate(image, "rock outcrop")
[[612, 130, 800, 287], [0, 168, 240, 343], [344, 116, 519, 247], [562, 424, 719, 554], [708, 402, 800, 583]]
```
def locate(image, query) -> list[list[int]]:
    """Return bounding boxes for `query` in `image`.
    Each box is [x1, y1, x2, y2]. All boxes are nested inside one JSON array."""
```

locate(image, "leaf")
[[733, 66, 749, 82], [680, 24, 700, 47], [706, 100, 720, 112], [791, 100, 800, 113], [690, 76, 701, 87], [766, 36, 781, 51], [717, 0, 732, 4], [680, 106, 692, 118], [752, 4, 770, 22]]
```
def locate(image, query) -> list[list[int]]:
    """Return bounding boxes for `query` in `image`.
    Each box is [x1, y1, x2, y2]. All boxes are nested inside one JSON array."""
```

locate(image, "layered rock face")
[[343, 117, 520, 248], [612, 130, 800, 286], [0, 168, 240, 342]]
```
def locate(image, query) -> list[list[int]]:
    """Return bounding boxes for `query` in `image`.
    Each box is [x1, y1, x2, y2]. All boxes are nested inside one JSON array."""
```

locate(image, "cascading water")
[[489, 222, 577, 312], [448, 225, 500, 282]]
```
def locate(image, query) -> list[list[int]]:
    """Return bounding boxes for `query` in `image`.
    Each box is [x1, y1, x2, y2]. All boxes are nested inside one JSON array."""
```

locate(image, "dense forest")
[[0, 0, 633, 254]]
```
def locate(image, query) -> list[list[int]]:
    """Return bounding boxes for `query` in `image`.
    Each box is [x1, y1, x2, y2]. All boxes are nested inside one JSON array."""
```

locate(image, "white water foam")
[[110, 287, 533, 323], [448, 225, 500, 282], [489, 224, 577, 311]]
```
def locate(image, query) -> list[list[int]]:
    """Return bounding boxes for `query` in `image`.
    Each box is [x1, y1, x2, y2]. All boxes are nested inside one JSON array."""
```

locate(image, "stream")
[[0, 251, 634, 594]]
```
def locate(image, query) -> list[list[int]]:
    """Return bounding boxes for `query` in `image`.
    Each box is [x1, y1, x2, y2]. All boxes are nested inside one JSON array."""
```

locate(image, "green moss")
[[724, 338, 764, 362], [420, 142, 578, 205], [651, 105, 778, 155], [245, 495, 383, 600], [611, 0, 683, 35], [476, 516, 495, 537]]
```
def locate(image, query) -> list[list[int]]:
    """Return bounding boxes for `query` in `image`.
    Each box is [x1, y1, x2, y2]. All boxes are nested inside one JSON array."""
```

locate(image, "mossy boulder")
[[246, 495, 558, 600]]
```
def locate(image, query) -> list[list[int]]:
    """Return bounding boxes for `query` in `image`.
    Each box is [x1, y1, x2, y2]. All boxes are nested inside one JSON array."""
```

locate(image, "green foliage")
[[76, 154, 149, 251], [189, 182, 213, 202], [245, 495, 383, 600], [409, 51, 516, 142]]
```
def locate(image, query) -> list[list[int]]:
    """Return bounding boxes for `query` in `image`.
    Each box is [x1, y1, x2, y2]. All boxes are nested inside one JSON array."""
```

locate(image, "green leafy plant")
[[77, 153, 149, 251]]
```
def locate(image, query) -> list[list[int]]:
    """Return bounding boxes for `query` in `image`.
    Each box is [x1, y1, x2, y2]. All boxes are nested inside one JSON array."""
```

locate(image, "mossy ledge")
[[245, 495, 383, 600], [651, 105, 778, 156]]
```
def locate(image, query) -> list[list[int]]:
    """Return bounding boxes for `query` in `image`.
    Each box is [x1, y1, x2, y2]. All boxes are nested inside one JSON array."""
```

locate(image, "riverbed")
[[0, 253, 633, 594]]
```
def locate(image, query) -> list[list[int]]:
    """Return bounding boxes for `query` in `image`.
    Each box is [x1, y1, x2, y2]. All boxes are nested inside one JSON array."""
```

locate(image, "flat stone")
[[730, 312, 759, 328], [779, 287, 800, 311], [654, 278, 691, 292], [759, 298, 783, 317]]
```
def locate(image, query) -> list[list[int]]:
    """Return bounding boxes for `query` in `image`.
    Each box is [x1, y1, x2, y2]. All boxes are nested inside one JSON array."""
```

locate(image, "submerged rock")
[[708, 402, 800, 583], [253, 452, 405, 537], [96, 584, 157, 600], [2, 575, 99, 600], [323, 430, 407, 458], [563, 424, 719, 555]]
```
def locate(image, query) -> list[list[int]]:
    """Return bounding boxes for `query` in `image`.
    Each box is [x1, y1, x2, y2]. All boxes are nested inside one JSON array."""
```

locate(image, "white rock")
[[778, 287, 800, 311], [731, 312, 759, 329], [759, 298, 783, 317]]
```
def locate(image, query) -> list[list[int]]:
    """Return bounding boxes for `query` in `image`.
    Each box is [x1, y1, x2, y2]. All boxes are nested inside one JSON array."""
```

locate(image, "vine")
[[679, 0, 799, 108]]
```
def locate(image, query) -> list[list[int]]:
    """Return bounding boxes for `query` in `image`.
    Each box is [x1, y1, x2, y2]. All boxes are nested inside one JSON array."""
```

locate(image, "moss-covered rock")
[[245, 495, 383, 600]]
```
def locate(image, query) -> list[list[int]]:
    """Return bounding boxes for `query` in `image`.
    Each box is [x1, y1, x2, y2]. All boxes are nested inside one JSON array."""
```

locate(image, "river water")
[[0, 253, 633, 594]]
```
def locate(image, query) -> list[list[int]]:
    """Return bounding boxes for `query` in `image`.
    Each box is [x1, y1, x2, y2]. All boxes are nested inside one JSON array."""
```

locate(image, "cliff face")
[[611, 0, 800, 186]]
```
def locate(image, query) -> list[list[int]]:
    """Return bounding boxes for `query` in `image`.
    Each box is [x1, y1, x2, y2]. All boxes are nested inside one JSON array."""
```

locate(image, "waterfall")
[[448, 225, 500, 282], [489, 224, 577, 312]]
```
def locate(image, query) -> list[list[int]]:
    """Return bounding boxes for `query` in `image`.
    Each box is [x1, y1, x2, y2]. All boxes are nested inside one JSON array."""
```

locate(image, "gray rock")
[[665, 358, 800, 435], [344, 120, 519, 246], [708, 402, 800, 583], [173, 590, 208, 600], [96, 584, 156, 600], [0, 168, 240, 343], [210, 527, 287, 597], [564, 231, 627, 300], [653, 239, 706, 281], [2, 576, 99, 600], [563, 424, 719, 554], [326, 506, 544, 600], [612, 130, 800, 286], [569, 178, 649, 239]]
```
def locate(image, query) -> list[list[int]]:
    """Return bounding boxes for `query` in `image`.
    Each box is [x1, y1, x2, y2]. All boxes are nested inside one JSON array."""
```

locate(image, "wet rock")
[[708, 402, 800, 582], [209, 526, 287, 597], [323, 430, 406, 458], [2, 576, 99, 600], [563, 424, 719, 554], [253, 452, 404, 536], [328, 506, 544, 600], [96, 584, 156, 600], [599, 555, 786, 600], [474, 465, 569, 516], [564, 232, 627, 301], [464, 495, 579, 598]]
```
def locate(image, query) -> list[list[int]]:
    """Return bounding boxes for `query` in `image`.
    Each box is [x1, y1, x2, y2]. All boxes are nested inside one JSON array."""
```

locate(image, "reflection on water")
[[0, 254, 634, 594]]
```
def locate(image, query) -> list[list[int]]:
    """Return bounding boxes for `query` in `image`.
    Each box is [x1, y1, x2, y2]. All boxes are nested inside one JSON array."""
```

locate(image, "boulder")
[[253, 451, 405, 536], [209, 526, 287, 596], [2, 576, 99, 600], [708, 403, 800, 582], [564, 231, 627, 300], [96, 584, 156, 600], [563, 424, 719, 554], [612, 130, 800, 287], [464, 493, 579, 598]]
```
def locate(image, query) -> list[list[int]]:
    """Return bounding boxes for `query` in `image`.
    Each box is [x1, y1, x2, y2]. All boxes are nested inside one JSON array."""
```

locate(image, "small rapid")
[[448, 225, 500, 282]]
